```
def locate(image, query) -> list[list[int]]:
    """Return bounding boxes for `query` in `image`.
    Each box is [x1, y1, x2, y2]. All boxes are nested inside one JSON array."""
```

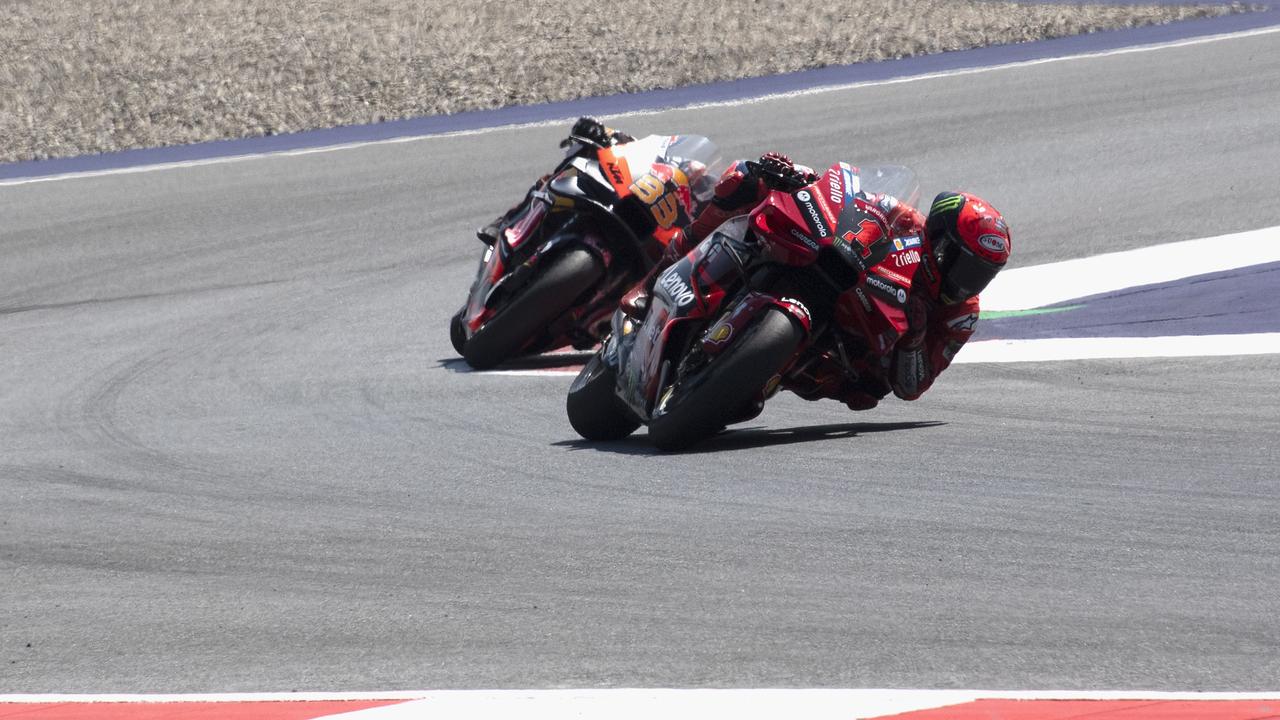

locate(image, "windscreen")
[[856, 164, 920, 207], [617, 134, 727, 198]]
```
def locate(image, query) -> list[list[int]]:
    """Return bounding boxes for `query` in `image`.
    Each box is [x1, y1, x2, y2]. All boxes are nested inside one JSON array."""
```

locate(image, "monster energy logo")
[[931, 194, 965, 214]]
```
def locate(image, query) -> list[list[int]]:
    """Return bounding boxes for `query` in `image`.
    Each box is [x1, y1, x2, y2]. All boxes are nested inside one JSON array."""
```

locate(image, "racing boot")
[[476, 217, 503, 245], [477, 174, 552, 245]]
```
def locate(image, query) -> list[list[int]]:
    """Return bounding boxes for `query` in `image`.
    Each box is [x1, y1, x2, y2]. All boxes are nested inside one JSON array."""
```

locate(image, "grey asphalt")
[[2, 29, 1279, 693]]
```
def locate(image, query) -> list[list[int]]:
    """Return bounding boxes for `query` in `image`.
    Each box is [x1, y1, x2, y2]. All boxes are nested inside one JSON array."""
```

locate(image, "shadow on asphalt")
[[554, 420, 946, 455], [437, 352, 594, 373]]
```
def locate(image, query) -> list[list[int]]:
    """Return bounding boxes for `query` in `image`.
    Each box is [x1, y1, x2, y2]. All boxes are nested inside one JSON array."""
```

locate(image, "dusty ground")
[[0, 1, 1241, 163]]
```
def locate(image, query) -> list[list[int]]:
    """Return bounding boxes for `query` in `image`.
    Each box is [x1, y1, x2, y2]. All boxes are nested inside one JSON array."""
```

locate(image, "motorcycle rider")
[[475, 117, 637, 245], [619, 149, 1012, 411], [478, 117, 1012, 406], [801, 188, 1011, 409]]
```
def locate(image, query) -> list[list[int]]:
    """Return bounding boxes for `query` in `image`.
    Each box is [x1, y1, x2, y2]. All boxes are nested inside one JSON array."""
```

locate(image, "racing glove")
[[564, 116, 633, 147], [754, 152, 819, 191], [901, 293, 932, 350]]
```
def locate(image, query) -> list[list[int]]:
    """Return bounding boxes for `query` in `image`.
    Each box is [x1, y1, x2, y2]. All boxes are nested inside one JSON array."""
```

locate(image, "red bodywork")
[[616, 161, 920, 418], [744, 163, 917, 354]]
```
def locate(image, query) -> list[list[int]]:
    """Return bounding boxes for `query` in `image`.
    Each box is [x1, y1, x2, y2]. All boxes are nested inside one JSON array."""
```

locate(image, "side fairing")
[[615, 230, 746, 418]]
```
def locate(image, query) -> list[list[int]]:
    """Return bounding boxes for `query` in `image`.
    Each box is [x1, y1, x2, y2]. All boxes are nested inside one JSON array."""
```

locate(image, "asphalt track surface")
[[3, 29, 1280, 693]]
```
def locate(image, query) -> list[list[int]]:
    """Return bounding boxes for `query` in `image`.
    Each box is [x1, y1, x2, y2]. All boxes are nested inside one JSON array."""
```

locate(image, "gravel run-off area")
[[0, 1, 1244, 163]]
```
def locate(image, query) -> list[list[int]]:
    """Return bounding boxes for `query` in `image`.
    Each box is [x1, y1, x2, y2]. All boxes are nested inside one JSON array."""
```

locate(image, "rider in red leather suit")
[[623, 152, 1012, 411]]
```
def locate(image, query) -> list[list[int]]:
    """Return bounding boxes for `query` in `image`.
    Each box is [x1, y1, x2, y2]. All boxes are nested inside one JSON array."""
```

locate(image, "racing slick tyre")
[[647, 307, 802, 452], [567, 353, 640, 441], [462, 247, 604, 370], [449, 310, 467, 356]]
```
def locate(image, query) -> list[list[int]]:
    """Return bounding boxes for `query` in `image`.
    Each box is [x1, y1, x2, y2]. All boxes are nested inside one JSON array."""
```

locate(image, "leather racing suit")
[[623, 156, 983, 410]]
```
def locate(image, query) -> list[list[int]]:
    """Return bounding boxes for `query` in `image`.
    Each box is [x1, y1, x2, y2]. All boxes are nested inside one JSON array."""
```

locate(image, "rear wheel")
[[647, 307, 802, 451], [566, 353, 640, 441], [462, 247, 604, 370]]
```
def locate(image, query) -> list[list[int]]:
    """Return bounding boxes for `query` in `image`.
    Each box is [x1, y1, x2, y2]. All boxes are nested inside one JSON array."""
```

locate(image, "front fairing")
[[747, 161, 922, 358], [460, 196, 555, 335], [462, 242, 505, 334], [615, 220, 750, 419]]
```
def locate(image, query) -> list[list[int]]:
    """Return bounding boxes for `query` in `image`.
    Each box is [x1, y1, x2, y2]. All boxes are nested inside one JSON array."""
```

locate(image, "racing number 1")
[[630, 174, 680, 229]]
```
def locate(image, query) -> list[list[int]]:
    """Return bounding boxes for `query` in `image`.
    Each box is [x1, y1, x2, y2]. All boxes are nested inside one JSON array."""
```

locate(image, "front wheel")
[[449, 310, 467, 356], [566, 353, 640, 441], [647, 307, 803, 451], [462, 247, 604, 370]]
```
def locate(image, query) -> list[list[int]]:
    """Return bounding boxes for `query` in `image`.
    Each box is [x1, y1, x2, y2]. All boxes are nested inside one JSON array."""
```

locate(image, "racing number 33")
[[630, 174, 680, 229]]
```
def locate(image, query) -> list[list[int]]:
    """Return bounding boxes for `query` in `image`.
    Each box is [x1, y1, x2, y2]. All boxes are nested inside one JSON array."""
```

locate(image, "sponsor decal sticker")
[[707, 322, 733, 345], [855, 197, 889, 228], [789, 228, 819, 251], [947, 313, 979, 332], [893, 235, 922, 251], [607, 161, 625, 185], [840, 162, 859, 202], [874, 265, 914, 287], [657, 268, 696, 307], [779, 296, 812, 326], [931, 194, 965, 214], [979, 233, 1009, 254], [894, 249, 922, 267], [764, 374, 783, 397], [827, 170, 843, 205], [865, 273, 907, 305], [834, 235, 869, 273], [795, 190, 830, 239], [853, 286, 873, 312]]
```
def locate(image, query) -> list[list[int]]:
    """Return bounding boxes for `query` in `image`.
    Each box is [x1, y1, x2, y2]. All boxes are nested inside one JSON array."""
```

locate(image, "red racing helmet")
[[924, 191, 1011, 303]]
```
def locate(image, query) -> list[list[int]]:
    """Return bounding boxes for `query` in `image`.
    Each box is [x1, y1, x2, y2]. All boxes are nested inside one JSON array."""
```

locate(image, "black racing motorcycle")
[[450, 129, 723, 369]]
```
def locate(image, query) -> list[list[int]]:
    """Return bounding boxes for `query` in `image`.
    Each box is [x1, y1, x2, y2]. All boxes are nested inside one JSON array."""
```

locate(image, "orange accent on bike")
[[597, 147, 632, 197], [652, 226, 681, 246]]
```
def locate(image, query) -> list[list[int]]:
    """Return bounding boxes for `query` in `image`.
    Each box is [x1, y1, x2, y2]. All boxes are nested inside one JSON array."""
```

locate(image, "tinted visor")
[[940, 243, 1002, 303]]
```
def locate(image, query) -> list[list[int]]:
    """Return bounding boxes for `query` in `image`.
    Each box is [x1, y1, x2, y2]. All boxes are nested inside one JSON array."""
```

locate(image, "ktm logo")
[[607, 162, 625, 185]]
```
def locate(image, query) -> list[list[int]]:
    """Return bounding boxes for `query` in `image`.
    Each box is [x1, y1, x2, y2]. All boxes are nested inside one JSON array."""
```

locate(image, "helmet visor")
[[941, 244, 1002, 303]]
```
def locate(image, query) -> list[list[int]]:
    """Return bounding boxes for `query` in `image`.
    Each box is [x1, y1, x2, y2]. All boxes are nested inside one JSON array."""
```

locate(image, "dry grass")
[[0, 1, 1242, 163]]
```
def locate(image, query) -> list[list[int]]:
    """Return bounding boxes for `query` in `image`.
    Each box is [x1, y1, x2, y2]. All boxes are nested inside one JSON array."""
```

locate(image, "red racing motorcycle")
[[450, 130, 723, 369], [566, 159, 921, 450]]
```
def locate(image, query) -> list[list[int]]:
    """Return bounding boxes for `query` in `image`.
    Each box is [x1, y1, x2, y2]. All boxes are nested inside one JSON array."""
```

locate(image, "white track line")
[[957, 333, 1280, 363], [982, 224, 1280, 311], [2, 24, 1278, 187]]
